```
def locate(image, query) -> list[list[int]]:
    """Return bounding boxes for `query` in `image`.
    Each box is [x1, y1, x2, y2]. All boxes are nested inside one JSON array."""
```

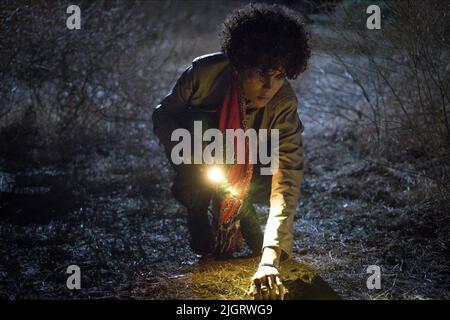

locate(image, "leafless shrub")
[[309, 0, 450, 191], [0, 0, 193, 166]]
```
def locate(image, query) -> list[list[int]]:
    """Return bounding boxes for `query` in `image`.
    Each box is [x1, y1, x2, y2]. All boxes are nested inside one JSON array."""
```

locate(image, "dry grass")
[[126, 257, 341, 300]]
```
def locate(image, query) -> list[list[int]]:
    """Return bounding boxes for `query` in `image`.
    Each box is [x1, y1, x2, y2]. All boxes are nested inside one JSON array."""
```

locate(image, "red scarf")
[[214, 74, 254, 254]]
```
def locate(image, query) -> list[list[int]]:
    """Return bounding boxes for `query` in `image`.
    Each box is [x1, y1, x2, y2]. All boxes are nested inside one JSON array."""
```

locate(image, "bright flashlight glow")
[[207, 167, 226, 183], [227, 187, 239, 197]]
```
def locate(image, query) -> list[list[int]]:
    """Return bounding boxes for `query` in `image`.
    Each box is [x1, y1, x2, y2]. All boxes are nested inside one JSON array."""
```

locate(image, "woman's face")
[[239, 68, 286, 108]]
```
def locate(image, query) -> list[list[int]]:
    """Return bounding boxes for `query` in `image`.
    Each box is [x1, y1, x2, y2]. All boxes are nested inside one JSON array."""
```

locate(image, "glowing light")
[[227, 187, 239, 197], [207, 166, 226, 184]]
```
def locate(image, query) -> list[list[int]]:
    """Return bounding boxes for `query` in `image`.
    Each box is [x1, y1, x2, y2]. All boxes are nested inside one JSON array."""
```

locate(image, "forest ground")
[[1, 13, 449, 300]]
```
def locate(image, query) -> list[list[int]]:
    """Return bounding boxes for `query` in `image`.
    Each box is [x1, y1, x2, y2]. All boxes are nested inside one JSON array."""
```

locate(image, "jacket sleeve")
[[152, 64, 199, 154], [263, 99, 304, 261]]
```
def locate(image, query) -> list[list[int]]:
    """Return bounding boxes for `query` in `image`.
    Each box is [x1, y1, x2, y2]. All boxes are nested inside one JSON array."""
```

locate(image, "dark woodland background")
[[0, 0, 449, 299]]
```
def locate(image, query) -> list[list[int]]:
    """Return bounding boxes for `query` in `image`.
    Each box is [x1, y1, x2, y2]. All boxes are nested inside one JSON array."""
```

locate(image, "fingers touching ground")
[[275, 275, 285, 300], [248, 278, 262, 300], [249, 268, 286, 300]]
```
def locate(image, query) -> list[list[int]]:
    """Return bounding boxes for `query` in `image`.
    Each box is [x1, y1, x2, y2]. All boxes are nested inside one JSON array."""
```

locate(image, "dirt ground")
[[1, 12, 449, 300], [1, 108, 448, 299]]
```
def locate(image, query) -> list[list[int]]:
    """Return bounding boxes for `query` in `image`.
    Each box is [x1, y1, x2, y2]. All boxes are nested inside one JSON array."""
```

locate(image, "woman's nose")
[[262, 76, 273, 89]]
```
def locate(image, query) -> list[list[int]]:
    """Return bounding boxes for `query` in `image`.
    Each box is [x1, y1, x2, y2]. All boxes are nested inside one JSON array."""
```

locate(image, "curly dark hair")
[[220, 3, 311, 79]]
